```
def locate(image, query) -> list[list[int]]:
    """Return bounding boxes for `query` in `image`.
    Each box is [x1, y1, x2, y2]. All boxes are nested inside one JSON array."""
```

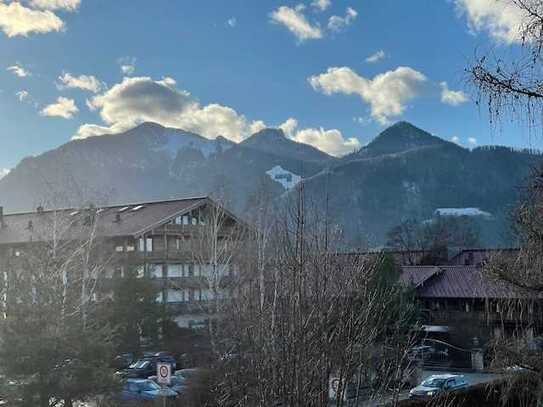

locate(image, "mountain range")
[[1, 121, 540, 247]]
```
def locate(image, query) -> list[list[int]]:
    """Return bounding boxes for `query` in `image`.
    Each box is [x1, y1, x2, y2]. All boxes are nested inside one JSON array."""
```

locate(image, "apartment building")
[[0, 196, 245, 329]]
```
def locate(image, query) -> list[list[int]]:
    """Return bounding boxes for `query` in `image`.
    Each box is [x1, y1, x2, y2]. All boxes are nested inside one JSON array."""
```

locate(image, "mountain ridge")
[[0, 121, 539, 247]]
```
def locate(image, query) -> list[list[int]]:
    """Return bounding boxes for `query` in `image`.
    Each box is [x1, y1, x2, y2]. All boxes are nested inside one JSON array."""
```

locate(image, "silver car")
[[409, 374, 468, 399]]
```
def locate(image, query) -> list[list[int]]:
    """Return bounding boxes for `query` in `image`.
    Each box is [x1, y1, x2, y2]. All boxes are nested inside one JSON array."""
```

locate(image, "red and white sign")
[[157, 362, 171, 385]]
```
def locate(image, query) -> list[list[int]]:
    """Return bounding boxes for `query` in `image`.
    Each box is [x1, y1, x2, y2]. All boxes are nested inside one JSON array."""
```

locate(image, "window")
[[136, 265, 145, 278], [138, 238, 145, 252], [175, 216, 182, 225], [182, 215, 189, 225], [126, 244, 135, 252], [146, 237, 153, 252], [176, 237, 182, 250], [148, 264, 163, 278], [167, 289, 187, 303], [115, 245, 124, 252], [168, 264, 184, 278]]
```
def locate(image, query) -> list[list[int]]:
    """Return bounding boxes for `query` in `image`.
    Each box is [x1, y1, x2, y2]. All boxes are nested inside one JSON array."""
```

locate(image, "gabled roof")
[[0, 196, 210, 245], [400, 266, 442, 288], [402, 265, 534, 300]]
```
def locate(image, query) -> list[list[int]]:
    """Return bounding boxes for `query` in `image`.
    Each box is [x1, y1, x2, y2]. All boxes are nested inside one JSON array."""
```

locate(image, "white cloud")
[[15, 90, 29, 101], [309, 66, 427, 125], [75, 76, 262, 142], [40, 96, 78, 119], [451, 136, 460, 144], [278, 117, 361, 156], [270, 5, 323, 42], [118, 56, 136, 76], [28, 0, 80, 12], [0, 168, 10, 180], [0, 2, 64, 37], [440, 82, 469, 106], [293, 127, 361, 156], [311, 0, 331, 12], [279, 117, 299, 138], [249, 120, 266, 134], [468, 137, 477, 146], [328, 7, 357, 32], [227, 17, 237, 27], [455, 0, 527, 44], [57, 72, 104, 93], [365, 50, 386, 64], [7, 63, 30, 77]]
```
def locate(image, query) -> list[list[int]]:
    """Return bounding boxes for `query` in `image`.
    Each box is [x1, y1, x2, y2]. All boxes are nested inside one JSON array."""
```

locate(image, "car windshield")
[[129, 360, 150, 369], [421, 378, 447, 388], [141, 381, 161, 392]]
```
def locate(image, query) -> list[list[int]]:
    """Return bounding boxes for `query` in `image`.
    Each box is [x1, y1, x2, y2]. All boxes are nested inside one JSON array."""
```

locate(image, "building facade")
[[0, 196, 245, 329]]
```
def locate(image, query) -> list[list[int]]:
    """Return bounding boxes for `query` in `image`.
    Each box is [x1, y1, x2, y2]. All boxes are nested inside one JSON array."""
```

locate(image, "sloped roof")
[[400, 266, 442, 288], [402, 265, 532, 300], [0, 196, 209, 245]]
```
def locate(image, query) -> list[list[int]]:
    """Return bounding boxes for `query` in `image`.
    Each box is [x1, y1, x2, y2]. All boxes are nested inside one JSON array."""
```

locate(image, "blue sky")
[[0, 0, 536, 174]]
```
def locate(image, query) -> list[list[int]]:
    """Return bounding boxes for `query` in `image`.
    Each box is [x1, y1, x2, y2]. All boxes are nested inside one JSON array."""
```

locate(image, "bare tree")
[[467, 0, 543, 131], [0, 206, 118, 407], [211, 187, 419, 407]]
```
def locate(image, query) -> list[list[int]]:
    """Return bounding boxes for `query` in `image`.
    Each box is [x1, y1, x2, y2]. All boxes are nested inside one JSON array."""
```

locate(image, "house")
[[401, 264, 541, 340], [0, 196, 246, 329]]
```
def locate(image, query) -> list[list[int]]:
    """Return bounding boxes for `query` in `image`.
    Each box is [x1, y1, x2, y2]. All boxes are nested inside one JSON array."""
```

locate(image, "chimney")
[[0, 206, 4, 228], [37, 206, 44, 214], [114, 213, 121, 223], [27, 220, 33, 230]]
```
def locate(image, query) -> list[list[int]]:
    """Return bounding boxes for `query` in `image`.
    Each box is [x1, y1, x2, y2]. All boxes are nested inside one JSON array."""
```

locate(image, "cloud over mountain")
[[309, 66, 427, 125], [76, 76, 263, 142]]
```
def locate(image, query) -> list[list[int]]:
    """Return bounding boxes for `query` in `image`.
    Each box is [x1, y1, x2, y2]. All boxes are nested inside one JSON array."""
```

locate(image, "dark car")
[[409, 374, 468, 399], [117, 379, 177, 402], [123, 359, 157, 379], [113, 353, 135, 370], [122, 352, 177, 379]]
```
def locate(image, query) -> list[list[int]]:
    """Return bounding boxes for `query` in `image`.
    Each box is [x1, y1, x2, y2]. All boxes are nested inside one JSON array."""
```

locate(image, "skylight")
[[118, 206, 130, 212], [70, 211, 79, 216], [131, 205, 145, 212]]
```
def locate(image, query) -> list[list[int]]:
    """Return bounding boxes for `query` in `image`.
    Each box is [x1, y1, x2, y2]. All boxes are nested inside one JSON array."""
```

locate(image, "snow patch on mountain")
[[434, 208, 492, 218], [266, 166, 302, 190]]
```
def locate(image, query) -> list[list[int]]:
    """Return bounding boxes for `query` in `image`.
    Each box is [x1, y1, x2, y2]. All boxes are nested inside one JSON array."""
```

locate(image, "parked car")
[[113, 353, 135, 370], [123, 358, 157, 379], [121, 352, 177, 379], [117, 379, 177, 402], [143, 351, 177, 370], [409, 374, 468, 399]]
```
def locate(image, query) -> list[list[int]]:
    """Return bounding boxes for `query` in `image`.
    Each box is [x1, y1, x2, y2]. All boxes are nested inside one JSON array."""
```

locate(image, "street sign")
[[157, 362, 172, 385]]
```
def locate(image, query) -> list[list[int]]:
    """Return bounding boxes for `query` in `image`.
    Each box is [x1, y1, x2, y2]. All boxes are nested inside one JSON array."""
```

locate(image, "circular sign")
[[159, 365, 169, 378]]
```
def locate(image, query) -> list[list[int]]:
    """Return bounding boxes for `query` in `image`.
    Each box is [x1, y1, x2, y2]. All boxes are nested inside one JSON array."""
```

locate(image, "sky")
[[0, 0, 538, 176]]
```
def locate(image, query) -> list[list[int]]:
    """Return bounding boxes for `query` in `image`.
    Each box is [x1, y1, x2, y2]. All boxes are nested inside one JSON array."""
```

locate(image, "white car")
[[409, 374, 468, 399]]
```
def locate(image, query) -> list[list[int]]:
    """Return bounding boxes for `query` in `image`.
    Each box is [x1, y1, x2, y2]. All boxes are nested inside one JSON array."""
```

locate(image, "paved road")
[[355, 370, 502, 407]]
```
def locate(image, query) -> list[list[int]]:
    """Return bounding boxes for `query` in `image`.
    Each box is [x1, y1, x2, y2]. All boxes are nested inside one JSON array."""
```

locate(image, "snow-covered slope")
[[266, 165, 302, 190]]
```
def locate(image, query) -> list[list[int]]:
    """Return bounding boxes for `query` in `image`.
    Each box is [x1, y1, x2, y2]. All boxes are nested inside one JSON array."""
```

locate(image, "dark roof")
[[402, 265, 533, 300], [448, 248, 520, 266], [0, 196, 209, 245], [400, 266, 441, 288]]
